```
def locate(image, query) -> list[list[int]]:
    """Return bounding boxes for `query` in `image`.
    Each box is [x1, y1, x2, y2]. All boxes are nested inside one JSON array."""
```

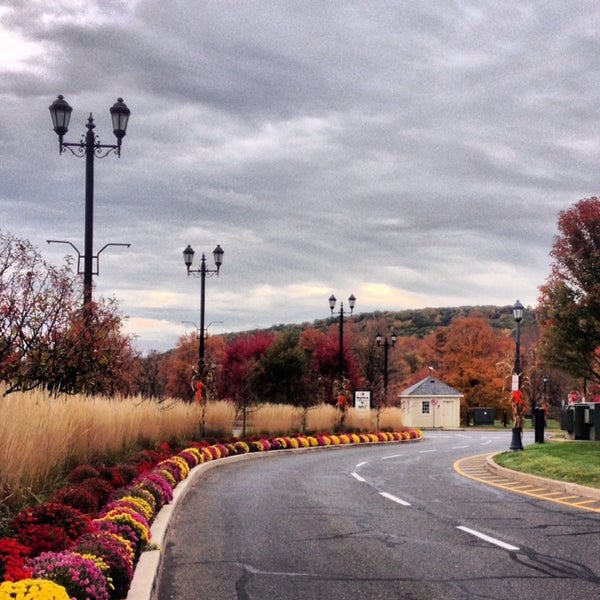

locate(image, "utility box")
[[561, 408, 574, 434], [561, 403, 599, 440], [573, 404, 594, 440], [472, 408, 495, 425]]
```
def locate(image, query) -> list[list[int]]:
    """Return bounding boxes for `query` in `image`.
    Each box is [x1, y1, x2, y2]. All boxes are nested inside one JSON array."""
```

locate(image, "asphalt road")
[[156, 431, 600, 599]]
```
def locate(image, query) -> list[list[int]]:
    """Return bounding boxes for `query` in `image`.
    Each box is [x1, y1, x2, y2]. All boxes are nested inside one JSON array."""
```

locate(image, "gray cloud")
[[2, 0, 599, 352]]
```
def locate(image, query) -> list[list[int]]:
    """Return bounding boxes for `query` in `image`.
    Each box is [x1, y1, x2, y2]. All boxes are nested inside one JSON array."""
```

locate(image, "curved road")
[[156, 431, 600, 599]]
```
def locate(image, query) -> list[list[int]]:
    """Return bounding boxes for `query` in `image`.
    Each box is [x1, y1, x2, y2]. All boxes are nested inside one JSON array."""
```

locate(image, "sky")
[[2, 1, 600, 354]]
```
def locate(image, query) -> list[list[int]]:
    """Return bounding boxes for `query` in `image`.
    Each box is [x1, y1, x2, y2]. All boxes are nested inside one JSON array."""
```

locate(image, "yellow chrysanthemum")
[[117, 495, 154, 520], [0, 579, 70, 600]]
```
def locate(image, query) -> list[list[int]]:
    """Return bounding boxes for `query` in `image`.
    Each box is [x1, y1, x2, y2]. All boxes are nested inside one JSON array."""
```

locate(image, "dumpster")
[[560, 408, 574, 434], [574, 404, 590, 439], [472, 407, 495, 425]]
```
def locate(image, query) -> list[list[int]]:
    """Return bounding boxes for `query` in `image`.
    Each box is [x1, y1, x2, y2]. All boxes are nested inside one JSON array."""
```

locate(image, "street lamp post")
[[375, 331, 397, 429], [328, 293, 356, 384], [509, 300, 525, 451], [49, 95, 131, 307], [183, 244, 224, 388], [376, 331, 397, 400]]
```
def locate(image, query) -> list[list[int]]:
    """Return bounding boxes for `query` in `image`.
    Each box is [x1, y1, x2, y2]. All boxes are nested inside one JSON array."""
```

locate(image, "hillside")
[[230, 304, 533, 341]]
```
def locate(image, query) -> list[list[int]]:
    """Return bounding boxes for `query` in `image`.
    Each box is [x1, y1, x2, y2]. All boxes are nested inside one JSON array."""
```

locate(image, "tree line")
[[3, 196, 600, 419]]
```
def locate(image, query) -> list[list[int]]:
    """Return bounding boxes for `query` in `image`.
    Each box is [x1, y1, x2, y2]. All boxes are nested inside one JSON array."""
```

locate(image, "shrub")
[[27, 551, 110, 600], [0, 578, 71, 600], [67, 465, 100, 484], [51, 485, 99, 514], [72, 532, 134, 600], [133, 472, 173, 509], [97, 509, 150, 558], [0, 538, 32, 582], [11, 503, 92, 555], [78, 477, 115, 508]]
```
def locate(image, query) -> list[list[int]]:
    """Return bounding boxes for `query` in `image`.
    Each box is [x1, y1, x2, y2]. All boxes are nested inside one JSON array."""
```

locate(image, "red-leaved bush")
[[11, 503, 92, 555], [0, 537, 32, 582]]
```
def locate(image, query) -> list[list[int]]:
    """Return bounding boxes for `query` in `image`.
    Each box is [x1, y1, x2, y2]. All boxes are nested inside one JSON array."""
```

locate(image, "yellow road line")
[[454, 454, 600, 514]]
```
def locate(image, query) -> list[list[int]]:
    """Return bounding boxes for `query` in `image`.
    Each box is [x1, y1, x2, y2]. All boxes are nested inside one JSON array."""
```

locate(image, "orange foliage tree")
[[423, 313, 513, 416]]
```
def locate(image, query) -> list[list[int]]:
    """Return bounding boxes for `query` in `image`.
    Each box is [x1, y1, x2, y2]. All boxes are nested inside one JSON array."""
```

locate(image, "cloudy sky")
[[2, 1, 599, 353]]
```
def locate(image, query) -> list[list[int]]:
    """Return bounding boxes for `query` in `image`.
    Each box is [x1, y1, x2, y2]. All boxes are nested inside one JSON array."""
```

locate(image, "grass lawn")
[[494, 441, 600, 489]]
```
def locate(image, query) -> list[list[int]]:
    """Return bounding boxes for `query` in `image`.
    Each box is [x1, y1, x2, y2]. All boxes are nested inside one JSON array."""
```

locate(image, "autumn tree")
[[538, 197, 600, 382], [135, 350, 168, 398], [253, 329, 315, 406], [160, 332, 227, 401], [424, 313, 513, 415], [0, 230, 137, 395], [218, 332, 275, 406], [303, 322, 363, 403], [47, 299, 139, 395], [161, 333, 198, 400]]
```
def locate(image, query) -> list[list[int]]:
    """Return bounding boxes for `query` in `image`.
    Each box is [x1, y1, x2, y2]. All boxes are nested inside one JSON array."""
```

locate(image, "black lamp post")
[[375, 331, 397, 429], [329, 293, 356, 384], [375, 331, 397, 401], [510, 300, 525, 451], [49, 95, 131, 307], [183, 244, 224, 384]]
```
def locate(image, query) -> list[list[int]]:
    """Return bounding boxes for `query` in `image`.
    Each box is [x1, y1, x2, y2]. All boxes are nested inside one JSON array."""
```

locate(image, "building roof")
[[399, 376, 463, 398]]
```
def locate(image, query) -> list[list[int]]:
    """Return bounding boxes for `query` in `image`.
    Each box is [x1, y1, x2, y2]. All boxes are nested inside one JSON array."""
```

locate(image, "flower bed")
[[0, 428, 422, 598]]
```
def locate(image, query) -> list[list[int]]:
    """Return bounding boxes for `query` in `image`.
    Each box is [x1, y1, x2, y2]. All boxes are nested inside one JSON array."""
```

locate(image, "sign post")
[[354, 390, 371, 410]]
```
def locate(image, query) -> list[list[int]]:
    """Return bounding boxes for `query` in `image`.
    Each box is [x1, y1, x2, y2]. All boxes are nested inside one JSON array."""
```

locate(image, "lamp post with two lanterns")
[[376, 331, 397, 402], [48, 95, 131, 307], [375, 331, 397, 429], [183, 244, 224, 391], [328, 293, 356, 386]]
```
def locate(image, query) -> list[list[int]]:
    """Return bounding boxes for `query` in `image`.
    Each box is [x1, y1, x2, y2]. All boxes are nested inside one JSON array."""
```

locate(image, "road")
[[156, 431, 600, 599]]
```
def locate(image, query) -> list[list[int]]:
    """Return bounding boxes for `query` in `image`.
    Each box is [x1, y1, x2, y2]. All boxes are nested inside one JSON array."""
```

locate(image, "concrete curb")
[[485, 454, 600, 501], [126, 439, 422, 600], [125, 452, 269, 600]]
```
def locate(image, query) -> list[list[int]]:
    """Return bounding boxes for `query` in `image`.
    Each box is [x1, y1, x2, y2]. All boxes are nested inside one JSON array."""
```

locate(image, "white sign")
[[354, 390, 371, 410], [511, 374, 519, 392]]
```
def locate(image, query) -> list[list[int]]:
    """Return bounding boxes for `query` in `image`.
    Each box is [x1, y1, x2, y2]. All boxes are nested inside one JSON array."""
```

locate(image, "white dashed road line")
[[379, 491, 411, 506], [456, 525, 519, 551]]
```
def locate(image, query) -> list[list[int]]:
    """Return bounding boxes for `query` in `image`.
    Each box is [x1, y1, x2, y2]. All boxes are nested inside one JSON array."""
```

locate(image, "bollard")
[[534, 406, 545, 443], [509, 427, 524, 451]]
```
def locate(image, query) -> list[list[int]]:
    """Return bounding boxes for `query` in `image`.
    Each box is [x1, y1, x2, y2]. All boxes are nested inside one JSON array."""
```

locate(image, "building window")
[[422, 400, 430, 415]]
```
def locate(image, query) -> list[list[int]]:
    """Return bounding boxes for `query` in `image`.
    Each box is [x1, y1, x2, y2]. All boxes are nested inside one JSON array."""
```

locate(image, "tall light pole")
[[49, 95, 131, 307], [329, 293, 356, 385], [375, 331, 396, 429], [183, 244, 224, 390], [376, 331, 397, 401], [510, 300, 525, 451]]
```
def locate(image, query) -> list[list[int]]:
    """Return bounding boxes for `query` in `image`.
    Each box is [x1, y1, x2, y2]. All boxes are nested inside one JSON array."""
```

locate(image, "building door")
[[441, 400, 456, 428]]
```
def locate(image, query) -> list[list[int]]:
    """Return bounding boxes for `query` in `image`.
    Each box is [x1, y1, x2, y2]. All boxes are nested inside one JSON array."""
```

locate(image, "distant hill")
[[223, 304, 534, 341]]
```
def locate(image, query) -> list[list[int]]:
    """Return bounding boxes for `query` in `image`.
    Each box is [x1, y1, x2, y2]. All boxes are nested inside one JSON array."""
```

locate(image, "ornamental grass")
[[0, 390, 210, 514], [1, 386, 421, 599]]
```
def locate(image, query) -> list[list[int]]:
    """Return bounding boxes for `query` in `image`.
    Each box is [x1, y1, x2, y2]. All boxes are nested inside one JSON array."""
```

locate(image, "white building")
[[398, 376, 462, 429]]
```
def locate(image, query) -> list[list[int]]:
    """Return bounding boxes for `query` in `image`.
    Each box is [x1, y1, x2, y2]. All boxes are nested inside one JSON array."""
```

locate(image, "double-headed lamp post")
[[510, 299, 525, 451], [376, 331, 397, 401], [375, 331, 397, 429], [328, 293, 356, 385], [183, 244, 224, 388], [49, 95, 131, 307]]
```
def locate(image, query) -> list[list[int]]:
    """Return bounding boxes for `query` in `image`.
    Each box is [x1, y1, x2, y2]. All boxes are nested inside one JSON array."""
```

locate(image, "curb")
[[126, 438, 422, 600], [126, 452, 269, 600], [485, 454, 600, 501]]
